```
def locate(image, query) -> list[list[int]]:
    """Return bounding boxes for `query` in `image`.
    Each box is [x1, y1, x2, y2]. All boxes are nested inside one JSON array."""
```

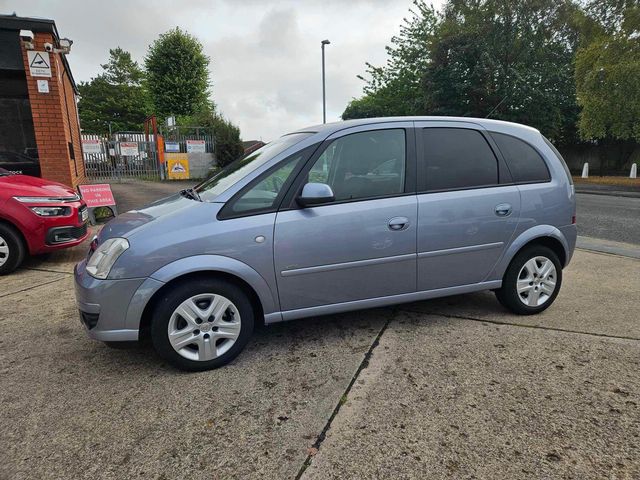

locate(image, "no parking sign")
[[78, 184, 118, 224]]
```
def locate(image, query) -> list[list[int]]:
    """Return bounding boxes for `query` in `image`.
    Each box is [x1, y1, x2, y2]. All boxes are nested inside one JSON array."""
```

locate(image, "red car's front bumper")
[[15, 199, 90, 255]]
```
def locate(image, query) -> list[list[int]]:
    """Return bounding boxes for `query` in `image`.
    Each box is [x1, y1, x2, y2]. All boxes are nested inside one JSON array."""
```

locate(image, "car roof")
[[289, 116, 540, 138]]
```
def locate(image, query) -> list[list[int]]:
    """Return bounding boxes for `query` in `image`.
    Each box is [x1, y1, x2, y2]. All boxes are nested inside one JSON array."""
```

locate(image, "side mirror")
[[296, 183, 335, 207]]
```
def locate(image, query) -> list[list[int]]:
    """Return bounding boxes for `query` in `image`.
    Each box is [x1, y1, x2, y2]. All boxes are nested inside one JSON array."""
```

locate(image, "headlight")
[[86, 238, 129, 279], [14, 194, 80, 203], [30, 206, 71, 217]]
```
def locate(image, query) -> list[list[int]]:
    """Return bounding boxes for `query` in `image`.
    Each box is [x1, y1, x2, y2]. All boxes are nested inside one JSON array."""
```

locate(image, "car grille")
[[45, 224, 88, 245]]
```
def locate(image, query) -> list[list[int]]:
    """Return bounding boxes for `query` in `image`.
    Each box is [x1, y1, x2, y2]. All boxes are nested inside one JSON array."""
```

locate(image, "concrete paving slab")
[[0, 268, 66, 297], [402, 249, 640, 339], [20, 224, 99, 274], [0, 275, 385, 480], [302, 312, 640, 479]]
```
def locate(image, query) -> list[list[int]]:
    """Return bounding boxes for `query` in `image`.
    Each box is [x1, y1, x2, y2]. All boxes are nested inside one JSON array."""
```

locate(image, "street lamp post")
[[321, 39, 330, 124]]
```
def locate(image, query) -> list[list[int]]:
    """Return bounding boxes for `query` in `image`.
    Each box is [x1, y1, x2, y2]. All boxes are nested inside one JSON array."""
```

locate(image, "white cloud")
[[3, 0, 443, 140]]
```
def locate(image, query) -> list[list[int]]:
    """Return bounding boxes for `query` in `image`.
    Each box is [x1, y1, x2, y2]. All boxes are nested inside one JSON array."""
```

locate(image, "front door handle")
[[495, 203, 513, 217], [388, 217, 410, 231]]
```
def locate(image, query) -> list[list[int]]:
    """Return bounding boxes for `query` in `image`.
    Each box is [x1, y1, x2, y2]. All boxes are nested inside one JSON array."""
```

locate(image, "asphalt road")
[[577, 193, 640, 245]]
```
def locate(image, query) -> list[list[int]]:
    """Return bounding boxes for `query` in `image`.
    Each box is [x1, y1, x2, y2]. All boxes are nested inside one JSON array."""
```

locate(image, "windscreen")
[[195, 133, 314, 201]]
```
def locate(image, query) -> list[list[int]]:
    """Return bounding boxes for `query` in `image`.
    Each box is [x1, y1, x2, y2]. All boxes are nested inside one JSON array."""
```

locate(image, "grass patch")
[[573, 176, 640, 188]]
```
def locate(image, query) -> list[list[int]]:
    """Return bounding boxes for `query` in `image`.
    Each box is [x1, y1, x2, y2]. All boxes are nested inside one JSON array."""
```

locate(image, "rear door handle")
[[388, 217, 410, 231], [495, 203, 512, 217]]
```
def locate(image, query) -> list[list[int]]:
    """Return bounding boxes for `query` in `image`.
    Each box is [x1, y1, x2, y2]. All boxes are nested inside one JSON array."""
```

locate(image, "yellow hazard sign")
[[166, 153, 190, 180]]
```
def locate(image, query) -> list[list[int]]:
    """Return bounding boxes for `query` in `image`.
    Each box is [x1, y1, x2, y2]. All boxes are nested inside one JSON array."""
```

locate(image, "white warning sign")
[[27, 51, 52, 77]]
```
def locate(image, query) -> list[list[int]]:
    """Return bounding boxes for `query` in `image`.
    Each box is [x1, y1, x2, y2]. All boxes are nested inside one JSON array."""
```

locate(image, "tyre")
[[0, 224, 25, 275], [104, 341, 139, 349], [495, 245, 562, 315], [150, 278, 255, 371]]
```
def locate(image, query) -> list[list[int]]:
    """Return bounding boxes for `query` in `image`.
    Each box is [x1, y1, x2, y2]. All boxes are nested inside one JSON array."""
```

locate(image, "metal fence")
[[81, 129, 215, 181], [82, 133, 162, 181], [160, 125, 215, 154]]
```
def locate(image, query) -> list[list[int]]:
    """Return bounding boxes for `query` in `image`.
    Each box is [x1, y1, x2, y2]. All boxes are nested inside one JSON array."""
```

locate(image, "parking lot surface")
[[1, 242, 639, 479], [2, 182, 639, 479]]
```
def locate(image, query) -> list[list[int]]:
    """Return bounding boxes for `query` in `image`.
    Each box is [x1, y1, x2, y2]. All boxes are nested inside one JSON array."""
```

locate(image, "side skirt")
[[263, 280, 502, 325]]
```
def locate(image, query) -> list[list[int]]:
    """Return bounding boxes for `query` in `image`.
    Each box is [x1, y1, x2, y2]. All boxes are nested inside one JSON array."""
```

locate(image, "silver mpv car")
[[75, 117, 577, 371]]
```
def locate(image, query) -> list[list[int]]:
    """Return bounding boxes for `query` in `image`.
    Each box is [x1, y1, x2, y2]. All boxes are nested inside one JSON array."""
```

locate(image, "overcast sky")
[[1, 0, 445, 140]]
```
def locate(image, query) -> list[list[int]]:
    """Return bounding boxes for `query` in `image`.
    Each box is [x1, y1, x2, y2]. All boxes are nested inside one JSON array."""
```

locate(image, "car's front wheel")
[[151, 278, 255, 371], [495, 245, 562, 315], [0, 224, 25, 275]]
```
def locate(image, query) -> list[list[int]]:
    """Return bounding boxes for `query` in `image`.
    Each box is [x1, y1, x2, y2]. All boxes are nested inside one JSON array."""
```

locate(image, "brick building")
[[0, 14, 84, 187]]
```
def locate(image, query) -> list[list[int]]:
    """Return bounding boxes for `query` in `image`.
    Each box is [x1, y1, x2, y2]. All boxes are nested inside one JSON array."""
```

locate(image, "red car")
[[0, 168, 89, 274]]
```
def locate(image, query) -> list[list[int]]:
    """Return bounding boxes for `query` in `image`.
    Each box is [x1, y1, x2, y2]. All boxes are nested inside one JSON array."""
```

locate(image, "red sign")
[[78, 184, 116, 208]]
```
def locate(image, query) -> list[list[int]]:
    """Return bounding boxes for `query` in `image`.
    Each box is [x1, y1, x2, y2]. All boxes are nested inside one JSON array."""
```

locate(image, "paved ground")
[[2, 181, 639, 479], [576, 193, 640, 245], [2, 245, 639, 479], [109, 180, 196, 213]]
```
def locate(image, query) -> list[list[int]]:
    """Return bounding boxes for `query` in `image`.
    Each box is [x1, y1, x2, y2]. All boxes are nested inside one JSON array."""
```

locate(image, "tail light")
[[571, 215, 576, 225]]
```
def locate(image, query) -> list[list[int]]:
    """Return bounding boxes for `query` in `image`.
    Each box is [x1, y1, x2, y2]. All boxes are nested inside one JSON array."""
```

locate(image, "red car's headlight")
[[30, 206, 71, 217]]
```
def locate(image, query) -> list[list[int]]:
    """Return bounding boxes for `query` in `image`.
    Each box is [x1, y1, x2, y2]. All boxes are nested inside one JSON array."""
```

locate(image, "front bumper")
[[30, 203, 90, 254], [74, 259, 162, 342]]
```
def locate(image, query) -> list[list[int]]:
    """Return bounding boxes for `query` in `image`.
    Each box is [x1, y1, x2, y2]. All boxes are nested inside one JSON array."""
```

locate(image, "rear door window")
[[421, 128, 498, 191], [491, 133, 551, 183]]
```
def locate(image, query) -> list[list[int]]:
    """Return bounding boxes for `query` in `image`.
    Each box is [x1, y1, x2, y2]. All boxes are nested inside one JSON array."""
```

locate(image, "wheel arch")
[[490, 225, 569, 281], [0, 217, 32, 266], [138, 270, 265, 341], [131, 254, 278, 339], [522, 236, 566, 266], [0, 217, 28, 252]]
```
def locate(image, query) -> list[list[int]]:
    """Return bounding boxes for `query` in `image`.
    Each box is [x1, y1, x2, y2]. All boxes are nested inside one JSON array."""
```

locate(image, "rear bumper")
[[74, 260, 160, 342], [559, 224, 577, 266]]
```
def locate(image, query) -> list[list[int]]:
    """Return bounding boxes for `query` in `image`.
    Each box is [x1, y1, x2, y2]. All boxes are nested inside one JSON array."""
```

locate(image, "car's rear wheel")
[[495, 245, 562, 315], [150, 278, 254, 371], [0, 224, 25, 275]]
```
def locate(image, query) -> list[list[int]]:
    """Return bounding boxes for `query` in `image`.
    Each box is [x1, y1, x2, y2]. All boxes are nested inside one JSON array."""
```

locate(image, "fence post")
[[581, 162, 589, 178], [631, 163, 638, 179]]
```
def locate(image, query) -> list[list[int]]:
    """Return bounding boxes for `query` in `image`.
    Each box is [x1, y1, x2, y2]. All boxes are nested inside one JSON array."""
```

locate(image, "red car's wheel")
[[0, 223, 25, 275]]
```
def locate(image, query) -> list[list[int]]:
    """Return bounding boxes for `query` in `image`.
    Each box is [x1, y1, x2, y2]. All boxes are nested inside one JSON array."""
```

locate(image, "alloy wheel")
[[0, 235, 9, 267], [516, 256, 557, 307], [167, 293, 241, 361]]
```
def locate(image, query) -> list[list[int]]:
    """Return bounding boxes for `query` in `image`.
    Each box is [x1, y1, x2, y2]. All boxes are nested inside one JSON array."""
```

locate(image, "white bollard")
[[581, 162, 589, 178], [631, 163, 637, 179]]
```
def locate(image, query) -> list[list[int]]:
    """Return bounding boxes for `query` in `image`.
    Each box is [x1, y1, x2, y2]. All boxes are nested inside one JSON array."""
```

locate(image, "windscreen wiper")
[[179, 188, 202, 201]]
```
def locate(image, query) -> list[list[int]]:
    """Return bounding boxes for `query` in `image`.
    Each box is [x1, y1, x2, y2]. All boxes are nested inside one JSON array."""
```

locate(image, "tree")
[[343, 0, 583, 145], [575, 1, 640, 141], [211, 115, 244, 167], [177, 103, 244, 168], [425, 0, 582, 144], [343, 1, 438, 119], [78, 47, 149, 134], [145, 28, 210, 120]]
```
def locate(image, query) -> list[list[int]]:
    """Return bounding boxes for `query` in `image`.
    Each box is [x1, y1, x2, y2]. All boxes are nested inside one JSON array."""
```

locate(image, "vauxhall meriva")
[[75, 117, 577, 371]]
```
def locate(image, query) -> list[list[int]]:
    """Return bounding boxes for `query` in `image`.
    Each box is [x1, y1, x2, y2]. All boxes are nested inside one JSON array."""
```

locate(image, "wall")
[[559, 142, 640, 176], [20, 32, 84, 187]]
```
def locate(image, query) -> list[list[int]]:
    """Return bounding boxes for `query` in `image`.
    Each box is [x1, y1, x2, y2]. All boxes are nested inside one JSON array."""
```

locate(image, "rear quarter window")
[[543, 136, 573, 185], [490, 133, 551, 183]]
